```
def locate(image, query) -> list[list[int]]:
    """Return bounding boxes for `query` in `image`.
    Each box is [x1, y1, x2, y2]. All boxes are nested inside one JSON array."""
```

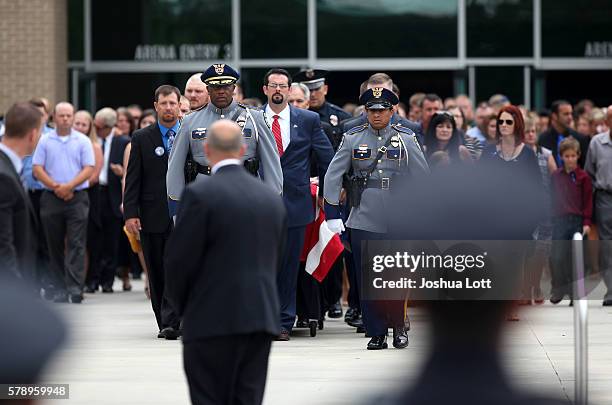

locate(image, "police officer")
[[167, 64, 283, 211], [323, 88, 429, 350], [294, 69, 350, 318]]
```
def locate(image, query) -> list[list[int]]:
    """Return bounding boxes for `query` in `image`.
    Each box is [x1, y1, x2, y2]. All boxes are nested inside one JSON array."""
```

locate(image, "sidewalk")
[[41, 280, 612, 404]]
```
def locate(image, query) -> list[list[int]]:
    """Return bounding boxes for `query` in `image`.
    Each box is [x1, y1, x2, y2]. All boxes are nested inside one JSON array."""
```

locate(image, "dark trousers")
[[28, 189, 50, 290], [183, 333, 272, 405], [296, 262, 321, 321], [351, 229, 405, 336], [321, 256, 344, 312], [551, 214, 582, 297], [87, 186, 121, 289], [40, 190, 89, 295], [141, 228, 180, 330], [345, 241, 360, 309], [595, 191, 612, 299], [277, 226, 306, 332]]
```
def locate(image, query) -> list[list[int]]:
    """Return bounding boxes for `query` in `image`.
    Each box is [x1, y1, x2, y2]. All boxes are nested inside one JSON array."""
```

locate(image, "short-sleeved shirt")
[[32, 129, 95, 190]]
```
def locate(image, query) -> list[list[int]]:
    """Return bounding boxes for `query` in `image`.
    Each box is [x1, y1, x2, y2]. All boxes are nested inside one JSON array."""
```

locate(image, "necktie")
[[272, 115, 283, 157], [167, 129, 176, 153]]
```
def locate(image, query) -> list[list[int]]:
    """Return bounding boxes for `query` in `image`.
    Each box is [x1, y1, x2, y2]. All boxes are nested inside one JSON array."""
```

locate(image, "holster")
[[244, 158, 260, 176]]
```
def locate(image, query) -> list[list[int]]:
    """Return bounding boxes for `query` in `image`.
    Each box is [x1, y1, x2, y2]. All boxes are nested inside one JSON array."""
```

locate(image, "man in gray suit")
[[324, 87, 429, 350], [167, 64, 282, 214]]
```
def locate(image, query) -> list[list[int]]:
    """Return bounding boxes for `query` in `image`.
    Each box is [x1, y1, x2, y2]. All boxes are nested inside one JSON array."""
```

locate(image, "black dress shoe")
[[344, 307, 359, 323], [327, 301, 343, 318], [275, 330, 290, 341], [347, 315, 364, 328], [160, 327, 180, 340], [157, 330, 164, 338], [356, 325, 366, 333], [603, 299, 612, 306], [84, 286, 97, 293], [102, 287, 114, 293], [70, 294, 83, 304], [367, 335, 388, 350], [295, 318, 308, 328], [550, 294, 564, 304], [392, 326, 409, 349]]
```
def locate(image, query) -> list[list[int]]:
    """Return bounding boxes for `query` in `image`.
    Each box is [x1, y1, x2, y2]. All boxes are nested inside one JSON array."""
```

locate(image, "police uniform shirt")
[[323, 122, 430, 233], [315, 101, 351, 128], [167, 99, 283, 202]]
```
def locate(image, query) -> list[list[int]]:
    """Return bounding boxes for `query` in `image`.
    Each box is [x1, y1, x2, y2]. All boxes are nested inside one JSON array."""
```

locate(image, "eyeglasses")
[[435, 110, 454, 118], [267, 83, 289, 90], [497, 119, 514, 126]]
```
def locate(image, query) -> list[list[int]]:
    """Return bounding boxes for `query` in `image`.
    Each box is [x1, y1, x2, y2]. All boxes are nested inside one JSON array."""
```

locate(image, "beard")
[[271, 93, 284, 105]]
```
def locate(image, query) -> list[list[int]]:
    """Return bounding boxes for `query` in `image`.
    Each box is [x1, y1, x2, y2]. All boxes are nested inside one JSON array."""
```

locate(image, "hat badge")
[[305, 69, 314, 79], [213, 64, 225, 75], [372, 87, 383, 98]]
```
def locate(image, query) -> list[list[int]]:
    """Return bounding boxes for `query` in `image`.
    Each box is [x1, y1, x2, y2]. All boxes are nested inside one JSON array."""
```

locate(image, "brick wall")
[[0, 0, 67, 115]]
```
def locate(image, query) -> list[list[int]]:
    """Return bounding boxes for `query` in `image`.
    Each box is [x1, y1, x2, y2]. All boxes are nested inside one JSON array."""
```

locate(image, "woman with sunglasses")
[[424, 111, 472, 165], [480, 105, 543, 321]]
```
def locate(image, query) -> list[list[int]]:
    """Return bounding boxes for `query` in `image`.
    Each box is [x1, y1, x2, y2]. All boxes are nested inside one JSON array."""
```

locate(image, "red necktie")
[[272, 115, 283, 157]]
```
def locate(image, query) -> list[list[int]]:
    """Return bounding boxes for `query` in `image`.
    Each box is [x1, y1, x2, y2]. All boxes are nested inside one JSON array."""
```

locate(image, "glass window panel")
[[68, 0, 84, 61], [475, 66, 523, 106], [91, 0, 232, 61], [241, 0, 307, 58], [542, 0, 612, 57], [317, 0, 458, 58], [466, 0, 533, 57]]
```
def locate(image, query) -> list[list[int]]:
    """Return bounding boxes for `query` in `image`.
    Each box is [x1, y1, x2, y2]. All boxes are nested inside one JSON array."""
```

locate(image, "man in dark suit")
[[124, 85, 182, 340], [85, 108, 129, 293], [0, 102, 42, 281], [165, 119, 286, 405], [539, 100, 590, 168], [262, 68, 334, 340]]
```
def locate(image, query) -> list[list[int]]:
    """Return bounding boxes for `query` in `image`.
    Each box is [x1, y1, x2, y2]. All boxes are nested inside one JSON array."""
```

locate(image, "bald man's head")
[[53, 102, 75, 134], [185, 73, 209, 110], [205, 120, 245, 166]]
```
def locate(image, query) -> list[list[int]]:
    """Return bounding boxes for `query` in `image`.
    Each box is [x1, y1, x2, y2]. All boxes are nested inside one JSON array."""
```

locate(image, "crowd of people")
[[2, 65, 612, 350]]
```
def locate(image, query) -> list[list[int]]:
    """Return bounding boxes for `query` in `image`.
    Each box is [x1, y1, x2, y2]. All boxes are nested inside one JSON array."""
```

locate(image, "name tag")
[[352, 146, 371, 160], [191, 128, 207, 140], [386, 149, 402, 160], [243, 128, 252, 138]]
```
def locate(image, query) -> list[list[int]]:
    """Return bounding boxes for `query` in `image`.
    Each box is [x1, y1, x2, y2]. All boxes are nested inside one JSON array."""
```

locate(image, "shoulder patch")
[[345, 122, 368, 136], [236, 102, 247, 109], [391, 123, 415, 136]]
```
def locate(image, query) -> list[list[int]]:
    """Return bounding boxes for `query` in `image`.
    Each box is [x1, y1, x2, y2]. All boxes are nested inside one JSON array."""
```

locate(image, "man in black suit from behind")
[[124, 85, 182, 339], [538, 100, 590, 168], [165, 120, 286, 405], [0, 102, 42, 282]]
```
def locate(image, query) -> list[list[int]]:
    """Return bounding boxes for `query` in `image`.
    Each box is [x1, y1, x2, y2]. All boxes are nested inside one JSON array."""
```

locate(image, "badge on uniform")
[[243, 128, 252, 138], [390, 135, 401, 148], [353, 144, 372, 160], [154, 146, 165, 157], [386, 149, 402, 160], [192, 128, 207, 140], [330, 114, 338, 126]]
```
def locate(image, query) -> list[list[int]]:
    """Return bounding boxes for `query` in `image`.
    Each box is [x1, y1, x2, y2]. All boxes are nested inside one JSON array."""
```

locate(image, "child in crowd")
[[550, 137, 593, 304]]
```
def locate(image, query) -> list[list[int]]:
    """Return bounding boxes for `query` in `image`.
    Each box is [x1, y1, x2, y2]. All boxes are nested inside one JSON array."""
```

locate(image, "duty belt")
[[196, 163, 211, 175], [366, 177, 391, 190]]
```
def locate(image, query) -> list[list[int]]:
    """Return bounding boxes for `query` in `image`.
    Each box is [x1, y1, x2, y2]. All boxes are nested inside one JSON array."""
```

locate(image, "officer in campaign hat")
[[323, 87, 430, 350], [167, 64, 283, 212]]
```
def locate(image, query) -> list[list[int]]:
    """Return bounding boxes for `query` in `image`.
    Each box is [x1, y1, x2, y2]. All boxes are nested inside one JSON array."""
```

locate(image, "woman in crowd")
[[138, 109, 156, 129], [424, 111, 472, 165], [73, 110, 104, 291], [480, 105, 543, 320], [523, 115, 557, 304], [449, 106, 482, 159], [484, 113, 498, 146], [116, 107, 135, 136]]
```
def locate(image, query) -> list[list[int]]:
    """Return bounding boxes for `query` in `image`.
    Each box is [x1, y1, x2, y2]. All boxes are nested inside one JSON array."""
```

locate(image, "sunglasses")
[[497, 119, 514, 126]]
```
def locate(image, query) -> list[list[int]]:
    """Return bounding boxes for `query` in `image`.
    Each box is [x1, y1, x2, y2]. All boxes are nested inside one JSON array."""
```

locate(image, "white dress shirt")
[[211, 158, 241, 175], [99, 131, 114, 186], [265, 104, 291, 151]]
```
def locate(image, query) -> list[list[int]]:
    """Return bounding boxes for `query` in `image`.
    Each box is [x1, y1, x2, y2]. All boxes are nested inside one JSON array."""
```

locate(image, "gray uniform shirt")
[[585, 131, 612, 193], [324, 122, 430, 233], [167, 100, 283, 201]]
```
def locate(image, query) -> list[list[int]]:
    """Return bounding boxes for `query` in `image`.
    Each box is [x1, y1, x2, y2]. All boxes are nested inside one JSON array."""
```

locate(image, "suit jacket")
[[0, 150, 37, 279], [123, 124, 172, 233], [538, 127, 590, 168], [165, 164, 287, 341], [278, 106, 334, 228], [341, 112, 424, 145], [104, 134, 129, 218]]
